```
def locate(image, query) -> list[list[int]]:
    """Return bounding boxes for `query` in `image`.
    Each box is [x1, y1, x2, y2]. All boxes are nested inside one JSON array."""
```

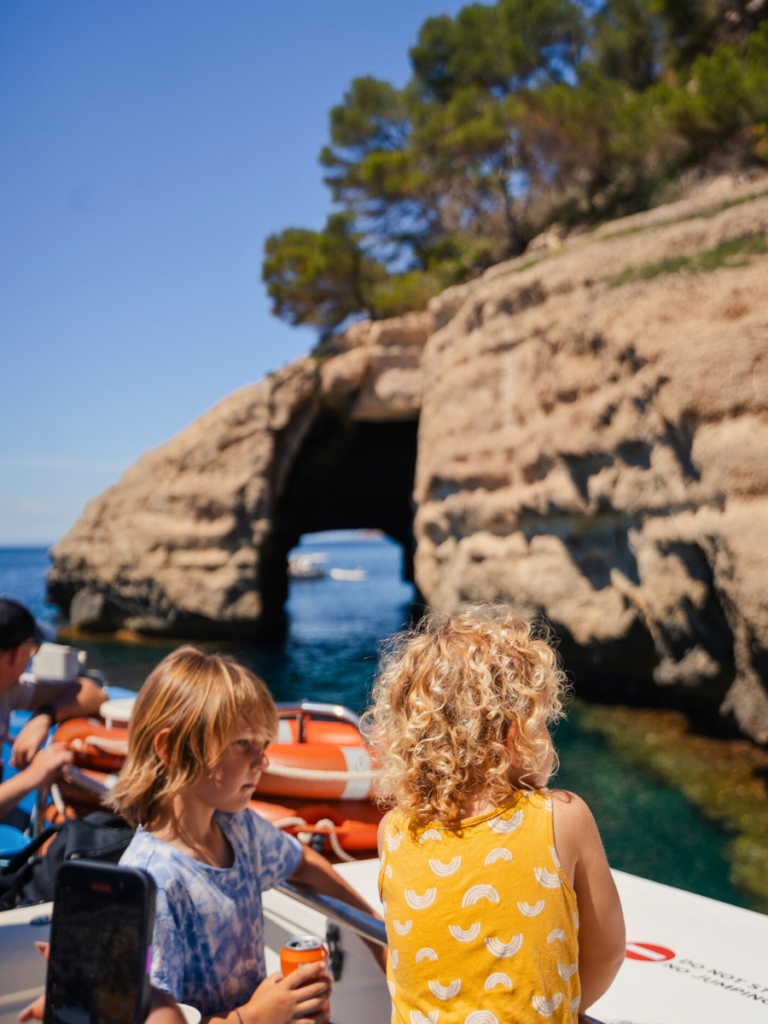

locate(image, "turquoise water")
[[0, 540, 751, 909]]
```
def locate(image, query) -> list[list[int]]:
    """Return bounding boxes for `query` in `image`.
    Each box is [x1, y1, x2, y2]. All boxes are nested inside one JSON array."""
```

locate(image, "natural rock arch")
[[260, 411, 420, 623]]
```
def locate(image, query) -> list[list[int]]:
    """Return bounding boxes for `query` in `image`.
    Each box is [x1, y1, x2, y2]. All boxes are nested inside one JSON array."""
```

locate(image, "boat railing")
[[275, 701, 362, 742], [275, 881, 387, 947]]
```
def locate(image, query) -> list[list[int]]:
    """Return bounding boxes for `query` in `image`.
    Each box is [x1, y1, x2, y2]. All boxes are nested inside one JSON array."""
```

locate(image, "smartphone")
[[43, 860, 156, 1024]]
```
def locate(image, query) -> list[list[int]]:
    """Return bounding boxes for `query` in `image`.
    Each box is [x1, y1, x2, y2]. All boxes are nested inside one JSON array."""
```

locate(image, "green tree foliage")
[[262, 0, 768, 335]]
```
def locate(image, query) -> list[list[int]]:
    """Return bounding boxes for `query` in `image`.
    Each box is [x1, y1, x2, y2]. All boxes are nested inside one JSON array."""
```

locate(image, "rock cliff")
[[49, 175, 768, 741]]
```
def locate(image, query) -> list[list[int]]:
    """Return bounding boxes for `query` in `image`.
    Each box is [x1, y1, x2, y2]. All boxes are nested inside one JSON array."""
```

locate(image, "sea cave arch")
[[259, 408, 420, 624]]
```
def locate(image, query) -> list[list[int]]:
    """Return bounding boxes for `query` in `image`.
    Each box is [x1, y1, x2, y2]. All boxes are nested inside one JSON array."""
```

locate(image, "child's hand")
[[242, 962, 331, 1024]]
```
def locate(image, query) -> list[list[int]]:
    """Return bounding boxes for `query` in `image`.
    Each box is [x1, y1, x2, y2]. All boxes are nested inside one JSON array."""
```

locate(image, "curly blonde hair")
[[364, 608, 567, 822], [108, 646, 277, 828]]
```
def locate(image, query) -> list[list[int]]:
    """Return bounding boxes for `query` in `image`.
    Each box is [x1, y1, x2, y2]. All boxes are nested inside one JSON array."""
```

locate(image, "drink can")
[[280, 935, 330, 1023]]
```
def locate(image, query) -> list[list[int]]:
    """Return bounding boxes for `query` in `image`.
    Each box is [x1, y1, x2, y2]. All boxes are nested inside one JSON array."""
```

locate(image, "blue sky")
[[0, 0, 464, 545]]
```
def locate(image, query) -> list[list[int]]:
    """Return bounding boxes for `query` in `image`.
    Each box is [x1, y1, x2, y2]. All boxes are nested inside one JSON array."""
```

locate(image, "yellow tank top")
[[379, 789, 580, 1023]]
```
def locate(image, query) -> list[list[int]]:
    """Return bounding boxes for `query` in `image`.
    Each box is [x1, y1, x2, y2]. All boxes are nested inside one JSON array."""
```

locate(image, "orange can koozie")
[[280, 935, 330, 1024]]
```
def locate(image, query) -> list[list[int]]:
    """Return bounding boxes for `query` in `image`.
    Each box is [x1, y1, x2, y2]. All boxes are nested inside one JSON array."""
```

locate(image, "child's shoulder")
[[119, 828, 184, 886], [548, 788, 602, 875], [548, 788, 595, 821]]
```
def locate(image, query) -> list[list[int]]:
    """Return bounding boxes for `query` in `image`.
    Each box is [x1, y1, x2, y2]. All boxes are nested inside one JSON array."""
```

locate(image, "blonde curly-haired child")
[[368, 610, 625, 1024]]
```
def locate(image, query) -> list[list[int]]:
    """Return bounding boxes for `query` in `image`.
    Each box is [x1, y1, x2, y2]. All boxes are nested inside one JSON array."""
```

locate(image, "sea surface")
[[0, 537, 751, 909]]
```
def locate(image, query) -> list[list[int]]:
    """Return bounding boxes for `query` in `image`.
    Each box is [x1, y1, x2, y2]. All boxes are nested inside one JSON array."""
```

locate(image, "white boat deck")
[[1, 862, 767, 1024]]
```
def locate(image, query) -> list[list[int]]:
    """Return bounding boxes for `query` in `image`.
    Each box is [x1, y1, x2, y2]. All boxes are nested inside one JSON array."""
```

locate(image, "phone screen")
[[45, 868, 150, 1024]]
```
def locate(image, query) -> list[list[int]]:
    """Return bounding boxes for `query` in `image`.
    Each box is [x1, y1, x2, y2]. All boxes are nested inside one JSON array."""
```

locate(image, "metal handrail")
[[275, 701, 362, 742], [275, 881, 387, 947], [276, 701, 362, 729], [61, 763, 114, 798]]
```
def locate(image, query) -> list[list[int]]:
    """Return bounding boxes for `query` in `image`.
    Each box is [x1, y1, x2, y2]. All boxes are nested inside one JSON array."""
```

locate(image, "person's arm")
[[288, 843, 387, 971], [552, 791, 625, 1012], [0, 744, 73, 819], [11, 677, 107, 768]]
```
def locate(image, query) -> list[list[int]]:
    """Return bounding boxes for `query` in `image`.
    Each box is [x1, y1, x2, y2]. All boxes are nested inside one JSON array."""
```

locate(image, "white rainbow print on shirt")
[[484, 934, 523, 958], [464, 1012, 499, 1024], [534, 867, 561, 888], [415, 947, 439, 962], [449, 923, 481, 942], [386, 831, 403, 851], [548, 845, 561, 869], [484, 973, 512, 990], [487, 811, 522, 834], [429, 856, 461, 876], [393, 920, 412, 935], [405, 888, 437, 910], [428, 979, 462, 1000], [558, 963, 578, 980], [532, 994, 562, 1018], [387, 981, 395, 997], [420, 829, 442, 843], [410, 1013, 439, 1024], [391, 949, 398, 969], [484, 848, 513, 865], [517, 900, 545, 916], [384, 865, 393, 878], [546, 929, 566, 943], [571, 996, 581, 1012], [461, 884, 499, 907]]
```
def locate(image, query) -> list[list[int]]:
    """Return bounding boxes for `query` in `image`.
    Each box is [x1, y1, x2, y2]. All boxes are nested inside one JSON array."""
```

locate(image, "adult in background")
[[0, 597, 107, 821]]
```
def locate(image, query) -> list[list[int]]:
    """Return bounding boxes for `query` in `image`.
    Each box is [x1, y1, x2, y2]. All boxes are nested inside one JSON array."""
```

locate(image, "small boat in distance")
[[288, 553, 327, 579], [329, 567, 368, 582]]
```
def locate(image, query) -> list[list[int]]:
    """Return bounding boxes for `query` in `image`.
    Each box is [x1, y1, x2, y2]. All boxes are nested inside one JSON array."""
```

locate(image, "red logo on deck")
[[626, 942, 675, 962]]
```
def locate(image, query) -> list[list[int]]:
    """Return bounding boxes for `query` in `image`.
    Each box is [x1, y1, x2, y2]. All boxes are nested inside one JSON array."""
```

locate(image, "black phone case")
[[43, 860, 156, 1024]]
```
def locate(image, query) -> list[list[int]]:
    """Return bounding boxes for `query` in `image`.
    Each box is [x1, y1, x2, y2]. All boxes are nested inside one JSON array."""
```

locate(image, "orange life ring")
[[54, 718, 128, 772], [256, 741, 374, 801]]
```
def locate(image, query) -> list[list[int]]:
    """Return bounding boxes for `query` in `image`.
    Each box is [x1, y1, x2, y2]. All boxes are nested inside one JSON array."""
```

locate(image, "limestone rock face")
[[49, 174, 768, 741], [414, 176, 768, 743]]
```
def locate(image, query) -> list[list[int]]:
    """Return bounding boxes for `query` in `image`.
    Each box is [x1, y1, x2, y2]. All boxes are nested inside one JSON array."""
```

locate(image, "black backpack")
[[0, 811, 134, 910]]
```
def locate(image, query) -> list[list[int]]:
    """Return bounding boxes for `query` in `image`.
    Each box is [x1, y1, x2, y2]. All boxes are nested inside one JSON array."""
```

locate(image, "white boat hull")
[[1, 863, 767, 1024]]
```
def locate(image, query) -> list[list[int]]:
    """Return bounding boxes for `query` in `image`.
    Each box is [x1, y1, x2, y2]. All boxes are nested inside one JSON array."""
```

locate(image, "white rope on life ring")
[[272, 815, 356, 863], [72, 735, 129, 755]]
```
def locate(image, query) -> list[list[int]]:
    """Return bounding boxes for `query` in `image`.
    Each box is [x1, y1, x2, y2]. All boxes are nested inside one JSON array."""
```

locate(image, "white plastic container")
[[99, 697, 137, 729], [30, 643, 81, 682]]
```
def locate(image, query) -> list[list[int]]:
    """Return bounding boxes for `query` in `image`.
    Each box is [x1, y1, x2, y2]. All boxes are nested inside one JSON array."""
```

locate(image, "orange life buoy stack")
[[51, 700, 382, 856]]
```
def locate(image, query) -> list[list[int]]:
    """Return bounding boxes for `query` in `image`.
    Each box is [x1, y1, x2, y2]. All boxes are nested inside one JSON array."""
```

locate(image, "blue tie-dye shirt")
[[120, 809, 303, 1016]]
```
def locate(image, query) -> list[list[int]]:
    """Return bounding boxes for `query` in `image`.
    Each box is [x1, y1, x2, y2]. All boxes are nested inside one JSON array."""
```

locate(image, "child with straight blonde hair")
[[368, 609, 625, 1024], [111, 646, 383, 1024]]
